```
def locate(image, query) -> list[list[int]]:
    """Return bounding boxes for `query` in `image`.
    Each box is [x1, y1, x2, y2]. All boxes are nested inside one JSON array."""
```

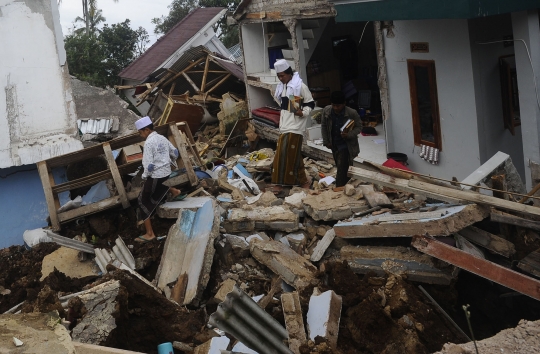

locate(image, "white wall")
[[383, 19, 481, 180], [512, 10, 540, 188], [0, 0, 81, 168], [242, 22, 270, 75], [468, 14, 526, 180]]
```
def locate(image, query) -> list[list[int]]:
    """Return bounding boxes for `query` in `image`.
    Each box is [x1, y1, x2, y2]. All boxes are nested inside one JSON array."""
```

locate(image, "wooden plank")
[[411, 235, 540, 300], [245, 11, 266, 19], [171, 273, 188, 305], [408, 179, 540, 218], [160, 57, 206, 89], [518, 248, 540, 278], [103, 142, 129, 209], [266, 11, 282, 19], [490, 209, 540, 232], [458, 226, 515, 258], [163, 173, 190, 188], [38, 161, 61, 231], [182, 72, 200, 92], [136, 71, 174, 106], [58, 189, 140, 223], [200, 55, 211, 92], [334, 204, 489, 239], [169, 123, 198, 186], [176, 122, 204, 167], [348, 167, 464, 204], [206, 73, 231, 95]]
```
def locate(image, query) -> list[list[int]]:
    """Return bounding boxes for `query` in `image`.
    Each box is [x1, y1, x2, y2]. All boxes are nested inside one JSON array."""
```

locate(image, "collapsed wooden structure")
[[38, 122, 201, 231]]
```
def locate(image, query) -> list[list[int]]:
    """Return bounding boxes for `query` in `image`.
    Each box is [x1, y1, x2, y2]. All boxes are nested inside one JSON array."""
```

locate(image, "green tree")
[[65, 19, 146, 87], [59, 0, 118, 35], [74, 7, 106, 35], [152, 0, 240, 47]]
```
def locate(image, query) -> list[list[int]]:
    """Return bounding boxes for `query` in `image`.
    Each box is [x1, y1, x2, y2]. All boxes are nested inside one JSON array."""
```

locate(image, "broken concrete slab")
[[157, 197, 214, 219], [461, 151, 526, 195], [458, 226, 515, 258], [344, 184, 356, 196], [302, 190, 369, 221], [334, 204, 489, 238], [224, 234, 250, 258], [282, 292, 307, 354], [306, 289, 342, 349], [286, 233, 307, 254], [357, 185, 392, 208], [223, 206, 299, 233], [250, 238, 319, 290], [71, 280, 122, 345], [155, 198, 220, 305], [310, 229, 336, 262], [41, 247, 98, 281], [193, 336, 230, 354], [284, 191, 306, 209], [340, 245, 456, 285], [412, 235, 540, 300]]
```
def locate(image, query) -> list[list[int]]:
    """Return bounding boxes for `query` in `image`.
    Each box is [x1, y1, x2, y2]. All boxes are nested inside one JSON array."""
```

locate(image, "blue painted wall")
[[0, 165, 69, 249]]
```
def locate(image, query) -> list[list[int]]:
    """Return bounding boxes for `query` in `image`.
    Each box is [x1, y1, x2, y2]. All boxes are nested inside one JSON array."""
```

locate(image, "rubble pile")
[[4, 117, 540, 353]]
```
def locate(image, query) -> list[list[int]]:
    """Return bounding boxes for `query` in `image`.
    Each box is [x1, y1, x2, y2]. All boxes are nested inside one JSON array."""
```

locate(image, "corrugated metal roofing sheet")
[[208, 285, 293, 354], [77, 119, 111, 134], [119, 7, 225, 81]]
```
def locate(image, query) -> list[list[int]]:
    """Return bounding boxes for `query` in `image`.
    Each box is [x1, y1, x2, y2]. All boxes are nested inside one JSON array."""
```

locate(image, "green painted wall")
[[334, 0, 540, 22]]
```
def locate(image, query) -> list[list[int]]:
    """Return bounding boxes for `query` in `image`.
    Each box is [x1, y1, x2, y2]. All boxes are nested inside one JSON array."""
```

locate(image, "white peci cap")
[[135, 116, 152, 130], [274, 59, 290, 73]]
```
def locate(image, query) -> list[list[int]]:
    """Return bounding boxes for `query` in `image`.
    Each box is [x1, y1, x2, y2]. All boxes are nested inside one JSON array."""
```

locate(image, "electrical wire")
[[358, 21, 370, 46], [477, 39, 540, 110]]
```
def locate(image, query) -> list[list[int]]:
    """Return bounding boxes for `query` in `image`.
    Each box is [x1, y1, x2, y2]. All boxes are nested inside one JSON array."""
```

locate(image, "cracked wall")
[[0, 0, 81, 168]]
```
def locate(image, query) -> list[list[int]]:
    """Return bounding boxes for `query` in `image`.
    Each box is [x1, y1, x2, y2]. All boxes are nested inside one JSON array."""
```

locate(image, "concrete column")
[[512, 10, 540, 189], [285, 19, 308, 84]]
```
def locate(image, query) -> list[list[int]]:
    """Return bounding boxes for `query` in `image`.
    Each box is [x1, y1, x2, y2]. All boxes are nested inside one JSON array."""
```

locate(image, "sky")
[[57, 0, 172, 45]]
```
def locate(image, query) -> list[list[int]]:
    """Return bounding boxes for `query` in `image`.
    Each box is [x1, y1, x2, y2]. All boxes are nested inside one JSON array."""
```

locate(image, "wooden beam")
[[182, 72, 200, 92], [58, 189, 141, 223], [136, 71, 174, 106], [411, 235, 540, 300], [169, 123, 197, 186], [103, 142, 129, 209], [200, 55, 211, 92], [38, 161, 61, 231], [206, 73, 231, 95], [458, 226, 515, 258], [490, 209, 540, 232], [245, 11, 266, 19], [160, 57, 206, 89], [519, 181, 540, 203], [190, 70, 229, 74], [408, 179, 540, 218], [176, 122, 204, 167], [203, 74, 227, 91], [168, 82, 176, 96], [347, 167, 464, 204]]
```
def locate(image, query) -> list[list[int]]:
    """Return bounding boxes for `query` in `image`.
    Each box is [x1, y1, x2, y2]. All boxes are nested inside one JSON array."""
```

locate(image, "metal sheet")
[[209, 285, 292, 354]]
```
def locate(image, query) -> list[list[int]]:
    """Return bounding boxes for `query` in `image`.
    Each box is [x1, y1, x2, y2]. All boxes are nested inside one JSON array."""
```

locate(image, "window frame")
[[407, 59, 443, 151]]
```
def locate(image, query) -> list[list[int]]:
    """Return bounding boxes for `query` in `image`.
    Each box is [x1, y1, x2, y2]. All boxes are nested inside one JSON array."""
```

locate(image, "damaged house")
[[0, 0, 83, 248]]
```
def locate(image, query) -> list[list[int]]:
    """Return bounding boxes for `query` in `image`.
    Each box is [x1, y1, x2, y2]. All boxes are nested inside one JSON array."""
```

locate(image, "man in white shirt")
[[271, 59, 314, 187], [135, 116, 182, 242]]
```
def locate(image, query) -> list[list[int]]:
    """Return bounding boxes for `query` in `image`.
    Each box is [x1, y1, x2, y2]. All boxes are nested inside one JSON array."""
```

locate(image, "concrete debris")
[[224, 206, 299, 233], [71, 280, 122, 345], [193, 336, 230, 354], [155, 198, 220, 305], [157, 197, 214, 219], [214, 279, 237, 303], [284, 191, 307, 209], [334, 204, 489, 238], [310, 229, 336, 262], [250, 238, 319, 290], [282, 292, 307, 354], [306, 289, 342, 349], [302, 190, 369, 221], [340, 245, 456, 285]]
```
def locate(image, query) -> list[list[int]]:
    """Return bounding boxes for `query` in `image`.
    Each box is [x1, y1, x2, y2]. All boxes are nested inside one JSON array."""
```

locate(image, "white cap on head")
[[274, 59, 290, 74], [135, 116, 152, 130]]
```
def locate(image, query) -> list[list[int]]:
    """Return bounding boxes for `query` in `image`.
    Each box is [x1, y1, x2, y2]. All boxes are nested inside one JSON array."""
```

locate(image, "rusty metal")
[[412, 235, 540, 300]]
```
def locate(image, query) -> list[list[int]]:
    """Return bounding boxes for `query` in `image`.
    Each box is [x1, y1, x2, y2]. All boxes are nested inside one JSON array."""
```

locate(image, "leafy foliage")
[[65, 19, 149, 88], [152, 0, 240, 47]]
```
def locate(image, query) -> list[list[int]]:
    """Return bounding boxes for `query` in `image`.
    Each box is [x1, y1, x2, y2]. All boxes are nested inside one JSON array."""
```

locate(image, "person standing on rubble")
[[135, 116, 182, 242], [321, 91, 362, 187], [271, 59, 315, 188]]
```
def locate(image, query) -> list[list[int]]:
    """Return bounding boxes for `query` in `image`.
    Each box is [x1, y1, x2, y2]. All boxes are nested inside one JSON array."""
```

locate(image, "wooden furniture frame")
[[38, 122, 199, 231], [407, 59, 442, 150]]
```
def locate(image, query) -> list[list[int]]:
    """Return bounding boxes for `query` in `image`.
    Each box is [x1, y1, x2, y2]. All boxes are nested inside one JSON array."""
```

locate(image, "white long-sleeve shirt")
[[142, 131, 177, 179], [275, 83, 314, 136]]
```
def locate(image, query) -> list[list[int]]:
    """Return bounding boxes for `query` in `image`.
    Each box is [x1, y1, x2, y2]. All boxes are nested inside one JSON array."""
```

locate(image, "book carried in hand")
[[340, 119, 355, 133], [288, 95, 303, 114]]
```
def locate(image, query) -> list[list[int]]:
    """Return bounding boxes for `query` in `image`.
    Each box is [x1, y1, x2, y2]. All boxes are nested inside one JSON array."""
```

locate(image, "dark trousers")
[[332, 148, 350, 187]]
